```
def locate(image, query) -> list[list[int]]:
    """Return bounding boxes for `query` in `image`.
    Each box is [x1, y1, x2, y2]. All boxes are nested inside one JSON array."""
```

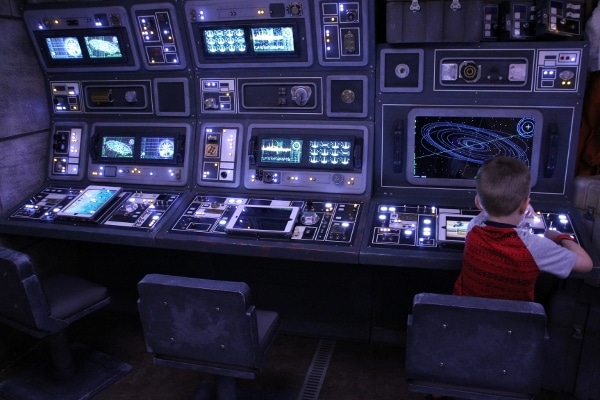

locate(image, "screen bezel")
[[225, 205, 299, 237], [56, 185, 122, 220], [438, 213, 475, 242], [90, 126, 186, 165], [193, 20, 308, 65], [34, 27, 135, 68], [250, 130, 359, 171], [406, 107, 543, 188]]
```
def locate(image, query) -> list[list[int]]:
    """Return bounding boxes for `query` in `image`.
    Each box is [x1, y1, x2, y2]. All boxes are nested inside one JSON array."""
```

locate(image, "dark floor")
[[0, 309, 577, 400]]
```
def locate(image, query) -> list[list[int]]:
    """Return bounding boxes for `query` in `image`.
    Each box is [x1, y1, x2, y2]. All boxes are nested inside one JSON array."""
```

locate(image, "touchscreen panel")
[[57, 186, 122, 219], [225, 205, 299, 236], [438, 214, 475, 242]]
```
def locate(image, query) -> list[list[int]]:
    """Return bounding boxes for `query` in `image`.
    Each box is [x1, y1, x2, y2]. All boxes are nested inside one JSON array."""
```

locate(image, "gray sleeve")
[[521, 232, 577, 278]]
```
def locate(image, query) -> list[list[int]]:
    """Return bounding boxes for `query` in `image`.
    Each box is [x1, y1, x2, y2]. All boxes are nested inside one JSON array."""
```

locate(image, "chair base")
[[0, 343, 132, 400]]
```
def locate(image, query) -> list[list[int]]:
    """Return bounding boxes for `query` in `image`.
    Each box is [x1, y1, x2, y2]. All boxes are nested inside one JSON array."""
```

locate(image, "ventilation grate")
[[297, 339, 336, 400]]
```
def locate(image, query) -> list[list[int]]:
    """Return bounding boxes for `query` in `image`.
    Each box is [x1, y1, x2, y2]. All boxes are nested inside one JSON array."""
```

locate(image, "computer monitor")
[[406, 107, 543, 188]]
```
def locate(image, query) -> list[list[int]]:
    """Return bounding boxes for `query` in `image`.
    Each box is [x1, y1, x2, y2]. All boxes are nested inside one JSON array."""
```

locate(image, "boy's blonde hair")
[[476, 156, 531, 217]]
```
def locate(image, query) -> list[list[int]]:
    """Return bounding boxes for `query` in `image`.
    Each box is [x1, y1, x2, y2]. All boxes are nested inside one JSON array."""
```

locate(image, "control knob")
[[291, 86, 312, 106], [289, 2, 302, 15]]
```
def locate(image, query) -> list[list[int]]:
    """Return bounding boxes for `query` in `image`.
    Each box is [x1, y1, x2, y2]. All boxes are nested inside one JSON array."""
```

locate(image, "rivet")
[[162, 301, 168, 307], [170, 337, 175, 343], [442, 323, 448, 329], [215, 307, 220, 312], [220, 344, 226, 350], [439, 362, 444, 367], [506, 330, 512, 335], [502, 369, 508, 375]]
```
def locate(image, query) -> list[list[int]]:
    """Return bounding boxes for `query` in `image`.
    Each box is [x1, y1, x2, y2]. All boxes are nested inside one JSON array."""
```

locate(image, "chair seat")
[[43, 273, 109, 321], [256, 310, 280, 352], [0, 246, 131, 400]]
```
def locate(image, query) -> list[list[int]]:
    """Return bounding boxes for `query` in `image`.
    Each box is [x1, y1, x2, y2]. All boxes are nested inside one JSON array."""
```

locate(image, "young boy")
[[453, 156, 593, 301]]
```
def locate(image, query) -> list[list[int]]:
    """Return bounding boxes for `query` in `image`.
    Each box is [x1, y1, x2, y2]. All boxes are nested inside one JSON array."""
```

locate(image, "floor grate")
[[297, 339, 336, 400]]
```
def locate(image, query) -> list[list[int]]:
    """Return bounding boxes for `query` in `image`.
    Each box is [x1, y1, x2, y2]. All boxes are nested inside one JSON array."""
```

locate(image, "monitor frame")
[[406, 107, 543, 189], [90, 126, 187, 166], [249, 130, 362, 172], [32, 27, 138, 71], [193, 20, 308, 65]]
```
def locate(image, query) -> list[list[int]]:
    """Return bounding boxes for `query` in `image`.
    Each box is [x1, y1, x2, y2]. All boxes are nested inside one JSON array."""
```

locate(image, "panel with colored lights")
[[131, 3, 187, 70]]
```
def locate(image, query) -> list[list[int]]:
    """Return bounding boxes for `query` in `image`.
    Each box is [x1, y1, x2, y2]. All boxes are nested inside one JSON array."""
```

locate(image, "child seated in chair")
[[453, 156, 593, 301], [424, 157, 595, 400]]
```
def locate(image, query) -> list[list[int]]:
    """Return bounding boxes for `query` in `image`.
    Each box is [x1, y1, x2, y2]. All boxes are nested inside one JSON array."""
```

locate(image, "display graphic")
[[140, 137, 175, 160], [101, 136, 135, 159], [308, 140, 352, 166], [84, 35, 123, 58], [46, 37, 83, 59], [203, 28, 247, 54], [260, 138, 303, 164], [407, 108, 542, 187], [250, 26, 295, 53]]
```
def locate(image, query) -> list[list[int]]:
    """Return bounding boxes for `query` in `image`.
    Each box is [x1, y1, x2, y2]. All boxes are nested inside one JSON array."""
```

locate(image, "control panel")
[[170, 195, 361, 244], [313, 1, 371, 66], [9, 185, 182, 230], [197, 124, 242, 188], [243, 123, 369, 194], [369, 203, 581, 249], [87, 122, 192, 187], [131, 2, 187, 70], [23, 5, 140, 73], [434, 47, 583, 92], [49, 123, 86, 180]]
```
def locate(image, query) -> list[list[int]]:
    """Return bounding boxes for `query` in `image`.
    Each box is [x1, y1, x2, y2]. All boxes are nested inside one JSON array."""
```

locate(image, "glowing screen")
[[250, 26, 295, 53], [444, 216, 472, 241], [260, 138, 303, 164], [410, 113, 540, 185], [84, 35, 123, 58], [308, 140, 352, 166], [140, 137, 175, 160], [203, 28, 247, 54], [45, 37, 83, 59], [101, 136, 135, 159], [58, 187, 121, 219]]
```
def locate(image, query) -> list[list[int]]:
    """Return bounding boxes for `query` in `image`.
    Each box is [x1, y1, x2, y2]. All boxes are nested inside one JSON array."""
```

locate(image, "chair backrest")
[[0, 247, 63, 336], [406, 293, 548, 399], [137, 274, 263, 371]]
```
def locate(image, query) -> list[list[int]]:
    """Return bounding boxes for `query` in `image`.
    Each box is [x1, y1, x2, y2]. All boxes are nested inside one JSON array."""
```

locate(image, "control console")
[[369, 203, 580, 248], [9, 185, 181, 230], [170, 195, 361, 244]]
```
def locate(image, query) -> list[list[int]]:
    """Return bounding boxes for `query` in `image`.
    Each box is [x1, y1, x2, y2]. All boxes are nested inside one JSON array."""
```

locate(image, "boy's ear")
[[519, 198, 531, 215], [474, 195, 483, 211]]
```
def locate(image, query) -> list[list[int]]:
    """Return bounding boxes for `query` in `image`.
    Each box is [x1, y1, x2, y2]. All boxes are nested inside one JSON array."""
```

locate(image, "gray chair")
[[405, 292, 548, 400], [137, 273, 281, 400], [0, 246, 131, 400]]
